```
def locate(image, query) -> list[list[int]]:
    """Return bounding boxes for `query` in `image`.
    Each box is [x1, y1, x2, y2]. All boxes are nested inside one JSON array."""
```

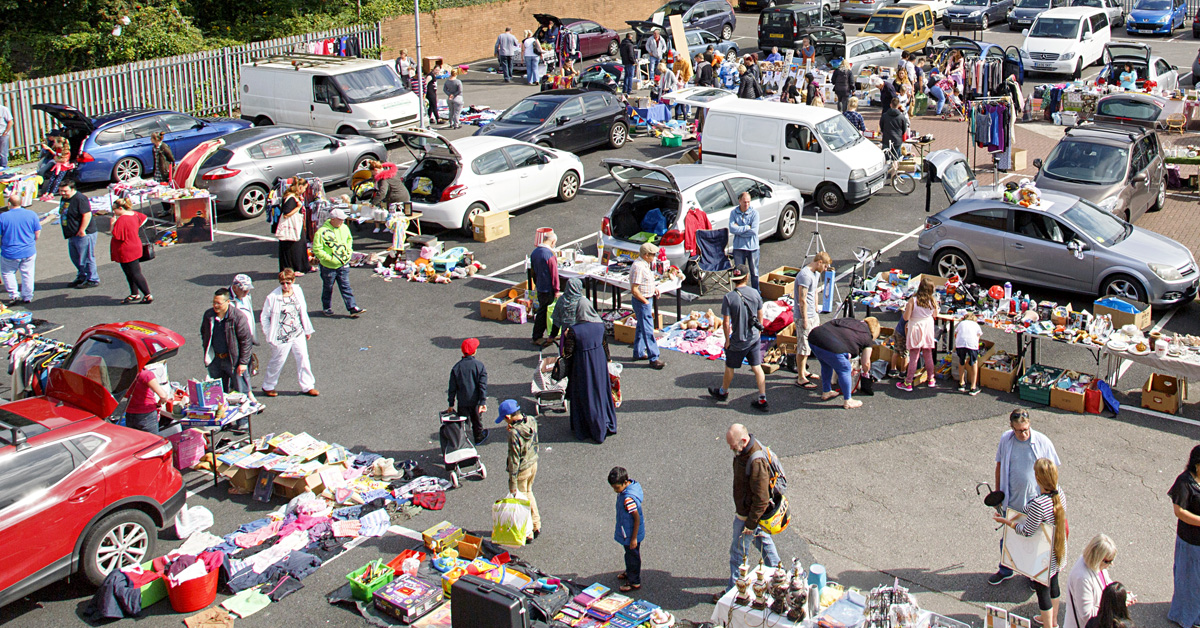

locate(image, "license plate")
[[869, 180, 883, 194], [614, 248, 638, 260], [950, 18, 963, 22], [769, 33, 786, 38], [1034, 62, 1055, 69]]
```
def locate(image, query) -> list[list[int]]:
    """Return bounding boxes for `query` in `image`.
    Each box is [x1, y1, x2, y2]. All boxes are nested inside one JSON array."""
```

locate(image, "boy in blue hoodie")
[[609, 466, 646, 592]]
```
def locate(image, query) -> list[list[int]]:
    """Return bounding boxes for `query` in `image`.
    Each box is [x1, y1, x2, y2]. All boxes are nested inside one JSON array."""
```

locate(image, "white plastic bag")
[[174, 504, 214, 539], [491, 492, 533, 546]]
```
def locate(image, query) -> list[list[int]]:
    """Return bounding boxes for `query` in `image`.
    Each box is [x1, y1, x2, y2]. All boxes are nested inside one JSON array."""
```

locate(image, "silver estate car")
[[194, 127, 386, 218], [918, 185, 1198, 306]]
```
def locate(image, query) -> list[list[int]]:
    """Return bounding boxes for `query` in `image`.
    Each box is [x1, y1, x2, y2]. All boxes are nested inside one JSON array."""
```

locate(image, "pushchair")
[[438, 410, 486, 488], [532, 346, 568, 416]]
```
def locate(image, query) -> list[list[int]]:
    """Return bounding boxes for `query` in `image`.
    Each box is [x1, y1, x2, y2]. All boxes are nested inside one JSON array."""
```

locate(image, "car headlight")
[[1060, 52, 1075, 60], [1020, 48, 1030, 58], [1159, 14, 1171, 22], [970, 10, 982, 17], [1150, 262, 1184, 281], [368, 119, 390, 128], [850, 168, 867, 180], [1097, 197, 1122, 213]]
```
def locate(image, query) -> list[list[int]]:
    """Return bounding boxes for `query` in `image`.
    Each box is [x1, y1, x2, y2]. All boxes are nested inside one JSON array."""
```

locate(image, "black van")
[[757, 3, 843, 52]]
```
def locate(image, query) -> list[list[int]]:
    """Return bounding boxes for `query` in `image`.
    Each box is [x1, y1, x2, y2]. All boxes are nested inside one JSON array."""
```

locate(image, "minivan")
[[239, 54, 421, 141], [1020, 7, 1111, 78], [666, 87, 887, 213], [859, 3, 937, 53], [757, 3, 842, 51]]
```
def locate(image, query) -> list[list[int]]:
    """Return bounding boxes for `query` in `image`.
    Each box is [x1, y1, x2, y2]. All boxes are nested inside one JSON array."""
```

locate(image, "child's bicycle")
[[884, 145, 918, 196]]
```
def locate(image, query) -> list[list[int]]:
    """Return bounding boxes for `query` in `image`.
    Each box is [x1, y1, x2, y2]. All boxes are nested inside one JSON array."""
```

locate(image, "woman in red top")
[[110, 198, 153, 304], [125, 367, 170, 435]]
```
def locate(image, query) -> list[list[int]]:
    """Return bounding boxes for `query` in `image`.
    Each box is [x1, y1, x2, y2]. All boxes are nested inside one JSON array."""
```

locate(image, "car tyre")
[[721, 23, 734, 40], [1100, 273, 1147, 303], [933, 248, 975, 283], [237, 184, 269, 219], [255, 116, 274, 126], [727, 46, 739, 59], [337, 126, 358, 136], [461, 202, 487, 236], [1151, 177, 1166, 211], [1072, 59, 1082, 79], [355, 154, 380, 173], [775, 203, 799, 240], [981, 15, 989, 30], [609, 121, 628, 149], [81, 509, 157, 586], [558, 170, 581, 201], [608, 39, 620, 57], [815, 183, 846, 213], [112, 157, 143, 183]]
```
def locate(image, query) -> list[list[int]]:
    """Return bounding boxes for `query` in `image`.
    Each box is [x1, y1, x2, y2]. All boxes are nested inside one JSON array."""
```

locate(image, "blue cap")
[[496, 399, 522, 423]]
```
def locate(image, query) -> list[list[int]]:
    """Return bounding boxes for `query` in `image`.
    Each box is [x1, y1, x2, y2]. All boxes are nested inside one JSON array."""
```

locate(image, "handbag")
[[550, 356, 569, 381], [137, 219, 155, 262]]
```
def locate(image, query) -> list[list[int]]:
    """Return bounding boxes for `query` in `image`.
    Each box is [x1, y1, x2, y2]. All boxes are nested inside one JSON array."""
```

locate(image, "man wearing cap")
[[530, 230, 560, 347], [314, 208, 365, 318], [230, 274, 257, 345], [989, 408, 1061, 585], [710, 264, 768, 411], [448, 338, 489, 444], [630, 242, 664, 369], [499, 399, 541, 542]]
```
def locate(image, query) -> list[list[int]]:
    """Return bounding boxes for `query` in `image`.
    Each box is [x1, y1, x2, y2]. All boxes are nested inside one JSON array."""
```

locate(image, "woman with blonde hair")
[[656, 62, 677, 104], [995, 458, 1068, 628], [894, 67, 913, 114], [444, 67, 465, 129], [897, 278, 938, 391], [1063, 534, 1118, 628], [523, 30, 541, 85], [260, 268, 318, 398], [843, 96, 866, 133], [276, 178, 309, 274]]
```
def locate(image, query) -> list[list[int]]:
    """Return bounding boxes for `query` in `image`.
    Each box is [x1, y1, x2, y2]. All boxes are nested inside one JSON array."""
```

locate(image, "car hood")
[[1010, 6, 1048, 16], [1107, 224, 1195, 268], [946, 5, 988, 14], [1034, 175, 1121, 205], [1129, 9, 1169, 20], [31, 103, 95, 134], [474, 120, 541, 139]]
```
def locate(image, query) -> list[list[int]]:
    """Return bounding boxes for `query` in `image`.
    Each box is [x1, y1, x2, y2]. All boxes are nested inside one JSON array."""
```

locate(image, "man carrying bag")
[[716, 423, 785, 602]]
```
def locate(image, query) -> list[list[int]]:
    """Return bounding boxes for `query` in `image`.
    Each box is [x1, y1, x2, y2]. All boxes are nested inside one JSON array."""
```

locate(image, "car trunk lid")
[[397, 128, 460, 162], [31, 103, 96, 135], [175, 138, 225, 189], [602, 158, 680, 193], [661, 86, 738, 108], [1104, 42, 1151, 66]]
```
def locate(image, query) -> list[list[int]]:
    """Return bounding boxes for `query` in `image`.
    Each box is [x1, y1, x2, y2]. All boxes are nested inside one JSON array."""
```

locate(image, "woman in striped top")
[[995, 458, 1068, 628]]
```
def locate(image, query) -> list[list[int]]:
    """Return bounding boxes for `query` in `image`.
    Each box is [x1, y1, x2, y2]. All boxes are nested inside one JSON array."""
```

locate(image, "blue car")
[[1125, 0, 1187, 34], [31, 104, 251, 184]]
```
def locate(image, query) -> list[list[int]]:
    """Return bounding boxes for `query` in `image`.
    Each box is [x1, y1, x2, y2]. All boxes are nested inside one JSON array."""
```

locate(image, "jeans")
[[810, 344, 854, 401], [499, 55, 514, 81], [526, 55, 541, 84], [0, 134, 9, 168], [319, 265, 357, 312], [532, 291, 558, 341], [731, 249, 760, 292], [632, 298, 659, 361], [207, 359, 250, 394], [67, 233, 99, 283], [263, 337, 316, 392], [1, 254, 35, 300], [124, 411, 159, 436], [836, 90, 850, 113], [623, 64, 636, 94], [997, 537, 1013, 576], [728, 515, 780, 589], [624, 542, 643, 585], [930, 86, 946, 114]]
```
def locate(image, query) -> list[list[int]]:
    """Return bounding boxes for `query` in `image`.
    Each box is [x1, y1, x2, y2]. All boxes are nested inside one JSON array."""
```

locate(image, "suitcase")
[[450, 574, 529, 628]]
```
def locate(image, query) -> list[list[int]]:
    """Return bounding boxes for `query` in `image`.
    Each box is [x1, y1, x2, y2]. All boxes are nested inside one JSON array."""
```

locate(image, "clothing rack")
[[7, 335, 73, 400], [964, 95, 1011, 186]]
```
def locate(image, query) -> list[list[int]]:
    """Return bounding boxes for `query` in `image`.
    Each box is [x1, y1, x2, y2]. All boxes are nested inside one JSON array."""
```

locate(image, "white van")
[[240, 54, 421, 140], [1021, 7, 1111, 78], [666, 87, 888, 213]]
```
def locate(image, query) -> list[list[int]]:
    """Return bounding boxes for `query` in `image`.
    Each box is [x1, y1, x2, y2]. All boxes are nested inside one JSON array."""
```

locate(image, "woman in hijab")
[[552, 278, 589, 332], [561, 286, 618, 444]]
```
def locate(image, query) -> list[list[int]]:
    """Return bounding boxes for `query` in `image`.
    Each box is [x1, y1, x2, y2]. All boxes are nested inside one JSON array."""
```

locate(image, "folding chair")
[[693, 228, 734, 296]]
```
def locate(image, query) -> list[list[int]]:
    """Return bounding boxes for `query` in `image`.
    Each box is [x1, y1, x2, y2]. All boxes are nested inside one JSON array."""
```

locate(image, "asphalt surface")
[[5, 9, 1200, 628]]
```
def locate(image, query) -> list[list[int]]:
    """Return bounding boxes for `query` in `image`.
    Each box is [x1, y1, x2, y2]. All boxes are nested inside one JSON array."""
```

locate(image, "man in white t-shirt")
[[0, 104, 12, 169], [954, 312, 983, 395], [794, 252, 830, 388]]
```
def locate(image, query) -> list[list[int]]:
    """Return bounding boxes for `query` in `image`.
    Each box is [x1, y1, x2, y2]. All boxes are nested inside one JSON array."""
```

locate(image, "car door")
[[686, 31, 704, 60], [946, 207, 1011, 276], [781, 122, 825, 194], [246, 135, 302, 183], [121, 116, 165, 173], [700, 30, 721, 56], [1005, 210, 1093, 290], [580, 92, 615, 151], [1154, 58, 1177, 90], [1135, 133, 1164, 218], [158, 113, 206, 164], [1125, 137, 1152, 216], [872, 39, 904, 68], [545, 96, 585, 152], [311, 76, 347, 134], [694, 179, 737, 230], [1174, 0, 1186, 26], [471, 148, 521, 212], [284, 131, 343, 181], [902, 14, 917, 51], [504, 144, 558, 203], [725, 176, 779, 239]]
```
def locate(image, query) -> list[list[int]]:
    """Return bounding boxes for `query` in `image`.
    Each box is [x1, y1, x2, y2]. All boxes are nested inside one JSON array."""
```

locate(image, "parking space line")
[[798, 218, 915, 238], [834, 224, 925, 283], [212, 229, 276, 242]]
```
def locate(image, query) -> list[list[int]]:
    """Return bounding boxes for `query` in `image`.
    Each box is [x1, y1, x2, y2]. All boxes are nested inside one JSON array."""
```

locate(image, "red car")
[[0, 321, 187, 608]]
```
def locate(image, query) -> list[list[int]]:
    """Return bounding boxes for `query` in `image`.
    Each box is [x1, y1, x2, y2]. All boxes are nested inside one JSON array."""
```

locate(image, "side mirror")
[[557, 116, 571, 125], [1131, 172, 1147, 183], [1082, 31, 1093, 40], [539, 153, 551, 164], [1022, 28, 1030, 35], [760, 185, 772, 198], [1032, 158, 1043, 169]]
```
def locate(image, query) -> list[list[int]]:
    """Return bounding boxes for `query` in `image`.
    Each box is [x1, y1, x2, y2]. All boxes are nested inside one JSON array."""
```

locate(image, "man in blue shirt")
[[728, 192, 761, 292], [765, 47, 783, 63], [990, 408, 1061, 584], [0, 195, 41, 303]]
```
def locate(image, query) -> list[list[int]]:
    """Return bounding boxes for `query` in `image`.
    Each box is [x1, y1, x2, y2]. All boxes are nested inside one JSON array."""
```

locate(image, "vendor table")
[[1100, 347, 1200, 384], [557, 265, 684, 323], [177, 403, 265, 490], [711, 566, 807, 628], [1166, 156, 1200, 194]]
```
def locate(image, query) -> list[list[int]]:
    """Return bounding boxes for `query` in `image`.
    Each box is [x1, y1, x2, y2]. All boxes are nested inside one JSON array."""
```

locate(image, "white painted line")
[[473, 274, 518, 286], [798, 217, 914, 237], [834, 224, 925, 283], [212, 229, 276, 242], [580, 188, 622, 196]]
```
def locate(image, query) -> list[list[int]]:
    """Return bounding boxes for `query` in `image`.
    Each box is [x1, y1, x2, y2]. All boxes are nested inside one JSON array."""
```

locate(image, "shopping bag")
[[174, 504, 214, 539], [491, 492, 533, 547]]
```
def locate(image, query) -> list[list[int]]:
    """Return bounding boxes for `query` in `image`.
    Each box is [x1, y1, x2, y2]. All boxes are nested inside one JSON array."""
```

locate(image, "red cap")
[[462, 338, 480, 355]]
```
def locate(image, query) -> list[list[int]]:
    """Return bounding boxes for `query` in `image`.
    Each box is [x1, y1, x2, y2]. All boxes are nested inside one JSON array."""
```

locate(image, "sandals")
[[122, 295, 143, 304], [820, 391, 840, 401], [796, 380, 819, 389], [619, 584, 641, 592], [617, 573, 628, 581]]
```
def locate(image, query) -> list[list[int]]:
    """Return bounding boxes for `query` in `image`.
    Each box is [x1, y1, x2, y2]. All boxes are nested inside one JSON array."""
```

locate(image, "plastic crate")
[[1018, 365, 1064, 405], [347, 563, 395, 601], [661, 134, 682, 147]]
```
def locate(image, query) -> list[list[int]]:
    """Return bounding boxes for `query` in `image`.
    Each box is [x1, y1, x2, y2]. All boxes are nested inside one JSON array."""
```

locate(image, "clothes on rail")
[[963, 58, 1005, 99], [8, 336, 72, 398], [304, 35, 362, 57], [969, 98, 1016, 170]]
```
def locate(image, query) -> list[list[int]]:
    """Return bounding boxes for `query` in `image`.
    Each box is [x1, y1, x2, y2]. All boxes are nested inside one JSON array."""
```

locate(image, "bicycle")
[[884, 145, 917, 196]]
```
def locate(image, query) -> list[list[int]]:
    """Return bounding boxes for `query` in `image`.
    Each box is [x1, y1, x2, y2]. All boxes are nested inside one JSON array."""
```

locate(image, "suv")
[[1033, 123, 1165, 223], [627, 0, 737, 43], [758, 3, 843, 51], [0, 322, 187, 608]]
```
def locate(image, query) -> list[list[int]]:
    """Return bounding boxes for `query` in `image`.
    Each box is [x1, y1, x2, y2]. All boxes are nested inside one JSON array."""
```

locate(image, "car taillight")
[[441, 184, 467, 201], [793, 19, 799, 37], [76, 151, 95, 163], [660, 229, 684, 246], [601, 216, 612, 236], [924, 217, 942, 231], [136, 441, 173, 460], [201, 166, 241, 180]]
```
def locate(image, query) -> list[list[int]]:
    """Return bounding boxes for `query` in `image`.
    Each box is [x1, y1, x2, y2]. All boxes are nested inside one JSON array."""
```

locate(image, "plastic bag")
[[174, 504, 214, 539], [492, 492, 533, 546]]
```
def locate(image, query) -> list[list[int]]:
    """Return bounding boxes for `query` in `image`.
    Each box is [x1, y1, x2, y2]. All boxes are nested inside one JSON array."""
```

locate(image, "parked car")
[[743, 0, 838, 14], [575, 62, 628, 93], [1096, 42, 1179, 91], [532, 15, 621, 58], [192, 127, 385, 218], [1192, 47, 1200, 85], [1032, 123, 1165, 223], [30, 104, 250, 184], [929, 36, 1024, 81], [598, 160, 804, 269], [475, 89, 629, 153], [1193, 6, 1200, 36], [1020, 7, 1112, 78], [918, 189, 1197, 305], [0, 322, 187, 609], [678, 28, 742, 60], [1071, 0, 1125, 27], [1125, 0, 1187, 34], [758, 4, 843, 52], [844, 0, 949, 20], [943, 0, 1013, 31], [818, 31, 905, 69], [859, 3, 937, 53], [1008, 0, 1070, 30], [627, 0, 738, 44], [1091, 93, 1172, 129], [397, 130, 583, 235]]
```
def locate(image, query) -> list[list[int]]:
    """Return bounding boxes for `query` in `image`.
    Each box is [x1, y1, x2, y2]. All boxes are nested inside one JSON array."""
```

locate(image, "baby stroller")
[[438, 410, 486, 488], [532, 346, 568, 416]]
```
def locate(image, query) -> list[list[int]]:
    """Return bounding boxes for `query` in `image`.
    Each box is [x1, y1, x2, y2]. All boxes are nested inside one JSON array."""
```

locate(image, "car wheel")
[[237, 184, 269, 219], [337, 126, 358, 136], [609, 122, 628, 149], [934, 248, 975, 282], [536, 140, 553, 148], [981, 15, 989, 30], [255, 116, 274, 126], [558, 170, 581, 201], [608, 39, 620, 57], [815, 183, 846, 213], [1152, 178, 1166, 211], [81, 509, 156, 586], [112, 157, 142, 183], [461, 202, 487, 236], [355, 154, 379, 173], [775, 203, 799, 240], [1101, 274, 1147, 303], [721, 23, 734, 40]]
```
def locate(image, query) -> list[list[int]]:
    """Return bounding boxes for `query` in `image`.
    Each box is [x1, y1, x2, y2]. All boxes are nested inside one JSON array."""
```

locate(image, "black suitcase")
[[451, 574, 530, 628]]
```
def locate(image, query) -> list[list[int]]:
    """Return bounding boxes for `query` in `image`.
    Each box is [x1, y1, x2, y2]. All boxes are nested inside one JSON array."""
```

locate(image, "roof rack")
[[0, 419, 29, 450], [249, 53, 363, 69], [1065, 123, 1143, 142]]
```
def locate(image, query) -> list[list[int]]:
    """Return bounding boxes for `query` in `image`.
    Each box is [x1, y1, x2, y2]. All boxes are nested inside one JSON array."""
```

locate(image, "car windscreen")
[[200, 149, 235, 169], [1071, 0, 1103, 7], [955, 0, 988, 7], [657, 0, 693, 16], [1062, 199, 1129, 246], [1042, 140, 1128, 185], [498, 99, 561, 124], [816, 115, 863, 152], [1133, 0, 1170, 9], [1016, 0, 1051, 7], [64, 335, 139, 398], [332, 66, 407, 104], [863, 15, 904, 33], [1028, 17, 1081, 38], [1097, 98, 1160, 121]]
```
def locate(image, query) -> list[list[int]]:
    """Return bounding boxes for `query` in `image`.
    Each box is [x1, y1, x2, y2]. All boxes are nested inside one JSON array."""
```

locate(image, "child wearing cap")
[[500, 399, 540, 542]]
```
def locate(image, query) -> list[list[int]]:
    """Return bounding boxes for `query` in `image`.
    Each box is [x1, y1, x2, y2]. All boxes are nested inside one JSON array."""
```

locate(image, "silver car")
[[917, 170, 1197, 305], [194, 127, 386, 218]]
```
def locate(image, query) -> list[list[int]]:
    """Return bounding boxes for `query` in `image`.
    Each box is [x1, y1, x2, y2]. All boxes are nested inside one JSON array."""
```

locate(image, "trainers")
[[928, 379, 936, 388], [322, 309, 335, 317], [988, 570, 1014, 585], [349, 307, 365, 317], [958, 384, 968, 392], [969, 387, 981, 396], [751, 399, 769, 412], [66, 279, 84, 288], [373, 226, 381, 233], [80, 281, 100, 289], [896, 382, 913, 392], [708, 387, 729, 402], [474, 429, 490, 444]]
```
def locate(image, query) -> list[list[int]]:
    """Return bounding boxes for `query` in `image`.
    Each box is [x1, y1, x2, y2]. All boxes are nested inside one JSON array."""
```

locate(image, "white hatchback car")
[[398, 130, 584, 235]]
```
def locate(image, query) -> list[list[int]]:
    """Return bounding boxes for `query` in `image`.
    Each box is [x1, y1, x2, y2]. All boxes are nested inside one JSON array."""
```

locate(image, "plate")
[[1107, 340, 1129, 351], [1130, 347, 1151, 356]]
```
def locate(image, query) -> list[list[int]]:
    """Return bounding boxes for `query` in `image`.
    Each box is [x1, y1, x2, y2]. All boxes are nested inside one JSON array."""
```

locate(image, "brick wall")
[[381, 0, 665, 66]]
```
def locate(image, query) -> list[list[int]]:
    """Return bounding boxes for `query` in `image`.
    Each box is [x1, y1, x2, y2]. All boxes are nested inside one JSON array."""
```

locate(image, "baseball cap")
[[330, 208, 347, 220], [731, 264, 750, 281], [495, 399, 521, 424]]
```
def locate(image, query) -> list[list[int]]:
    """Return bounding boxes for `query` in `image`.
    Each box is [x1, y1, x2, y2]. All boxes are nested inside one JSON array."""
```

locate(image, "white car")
[[598, 159, 805, 269], [1020, 6, 1112, 78], [398, 130, 584, 235]]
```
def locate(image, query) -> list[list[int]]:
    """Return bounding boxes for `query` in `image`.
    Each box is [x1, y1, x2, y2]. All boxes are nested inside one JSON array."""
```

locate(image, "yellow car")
[[859, 3, 936, 53]]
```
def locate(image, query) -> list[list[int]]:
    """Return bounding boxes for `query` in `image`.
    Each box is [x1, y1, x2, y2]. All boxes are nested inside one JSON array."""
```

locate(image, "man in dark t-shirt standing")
[[58, 180, 99, 288], [709, 265, 768, 412]]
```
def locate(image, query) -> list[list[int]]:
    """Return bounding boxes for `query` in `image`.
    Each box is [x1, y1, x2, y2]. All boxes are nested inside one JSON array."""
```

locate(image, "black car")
[[757, 3, 843, 52], [474, 89, 629, 153]]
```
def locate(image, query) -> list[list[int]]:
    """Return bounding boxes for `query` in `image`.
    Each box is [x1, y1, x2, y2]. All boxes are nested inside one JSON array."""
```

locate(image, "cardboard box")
[[457, 534, 484, 560], [423, 521, 465, 553], [422, 56, 443, 74], [872, 326, 897, 366], [1143, 373, 1187, 414], [917, 273, 949, 289], [612, 313, 662, 344], [1050, 374, 1092, 414], [1012, 148, 1028, 171], [220, 464, 261, 493], [273, 468, 326, 499], [1094, 297, 1152, 330], [951, 339, 997, 378], [981, 360, 1023, 393], [479, 281, 526, 321], [777, 323, 798, 345], [472, 211, 510, 242], [760, 273, 795, 300]]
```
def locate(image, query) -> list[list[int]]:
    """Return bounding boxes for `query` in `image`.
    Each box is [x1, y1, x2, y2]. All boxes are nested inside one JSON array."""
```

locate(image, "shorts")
[[796, 314, 819, 356], [956, 347, 979, 365], [725, 342, 763, 369]]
